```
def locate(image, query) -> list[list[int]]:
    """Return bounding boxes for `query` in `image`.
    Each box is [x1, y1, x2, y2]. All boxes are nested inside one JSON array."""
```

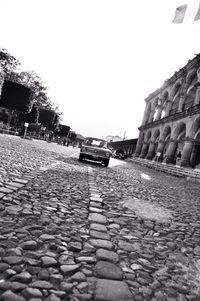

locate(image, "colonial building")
[[135, 54, 200, 168]]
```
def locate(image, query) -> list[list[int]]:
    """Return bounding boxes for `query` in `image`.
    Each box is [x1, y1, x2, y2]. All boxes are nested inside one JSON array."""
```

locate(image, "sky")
[[0, 0, 200, 139]]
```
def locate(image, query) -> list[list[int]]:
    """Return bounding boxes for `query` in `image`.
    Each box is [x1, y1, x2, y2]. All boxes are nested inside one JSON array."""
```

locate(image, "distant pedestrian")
[[176, 151, 182, 164], [177, 151, 182, 159]]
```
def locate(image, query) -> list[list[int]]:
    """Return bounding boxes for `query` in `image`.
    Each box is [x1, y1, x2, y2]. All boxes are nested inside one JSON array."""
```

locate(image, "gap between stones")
[[87, 167, 133, 301]]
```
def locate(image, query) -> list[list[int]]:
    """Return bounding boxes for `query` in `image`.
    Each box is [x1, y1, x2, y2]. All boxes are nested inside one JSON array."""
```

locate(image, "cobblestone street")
[[1, 135, 200, 301]]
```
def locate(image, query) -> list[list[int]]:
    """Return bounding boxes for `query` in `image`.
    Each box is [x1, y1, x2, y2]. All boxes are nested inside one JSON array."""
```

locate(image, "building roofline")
[[144, 53, 200, 103]]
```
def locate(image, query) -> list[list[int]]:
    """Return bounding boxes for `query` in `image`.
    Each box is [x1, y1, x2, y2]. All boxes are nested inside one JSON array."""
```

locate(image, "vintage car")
[[79, 137, 112, 167]]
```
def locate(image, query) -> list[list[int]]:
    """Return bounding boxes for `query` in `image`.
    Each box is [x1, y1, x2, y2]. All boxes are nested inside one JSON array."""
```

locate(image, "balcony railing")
[[139, 104, 200, 131]]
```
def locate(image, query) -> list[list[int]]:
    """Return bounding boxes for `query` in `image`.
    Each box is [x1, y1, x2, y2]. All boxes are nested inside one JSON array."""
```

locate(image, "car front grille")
[[85, 148, 106, 156]]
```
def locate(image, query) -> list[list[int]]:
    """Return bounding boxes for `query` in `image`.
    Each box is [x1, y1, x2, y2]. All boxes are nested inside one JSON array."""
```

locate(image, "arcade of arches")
[[135, 54, 200, 168]]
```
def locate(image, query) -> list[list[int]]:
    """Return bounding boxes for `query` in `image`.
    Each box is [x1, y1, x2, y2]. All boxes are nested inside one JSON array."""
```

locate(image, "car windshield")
[[84, 138, 107, 148]]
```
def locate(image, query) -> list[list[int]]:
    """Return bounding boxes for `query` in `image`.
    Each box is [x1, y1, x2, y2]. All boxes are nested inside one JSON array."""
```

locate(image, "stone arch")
[[165, 82, 181, 116], [181, 69, 198, 109], [173, 122, 186, 163], [161, 125, 171, 141], [153, 97, 164, 121], [193, 131, 200, 167], [152, 129, 160, 143], [169, 81, 182, 115], [179, 69, 196, 98], [164, 123, 186, 164], [188, 117, 200, 167], [162, 90, 169, 102], [145, 130, 152, 156], [185, 69, 197, 89], [153, 129, 160, 157], [145, 128, 160, 160], [161, 91, 169, 118], [186, 74, 198, 94], [139, 130, 152, 158], [161, 126, 172, 160], [184, 85, 197, 109], [153, 98, 159, 107], [171, 81, 182, 99], [172, 122, 186, 140], [171, 94, 180, 115], [177, 129, 186, 144], [189, 116, 200, 139], [145, 130, 151, 143], [145, 101, 157, 124], [139, 131, 145, 143]]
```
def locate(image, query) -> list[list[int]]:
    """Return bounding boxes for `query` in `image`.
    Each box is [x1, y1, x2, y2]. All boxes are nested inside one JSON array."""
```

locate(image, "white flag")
[[173, 4, 188, 23], [194, 2, 200, 20]]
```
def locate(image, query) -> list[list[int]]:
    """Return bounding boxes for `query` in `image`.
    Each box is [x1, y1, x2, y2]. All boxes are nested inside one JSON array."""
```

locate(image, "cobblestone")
[[91, 159, 200, 300], [95, 261, 123, 280], [95, 279, 133, 301], [96, 249, 119, 263], [88, 213, 107, 224], [1, 135, 200, 300]]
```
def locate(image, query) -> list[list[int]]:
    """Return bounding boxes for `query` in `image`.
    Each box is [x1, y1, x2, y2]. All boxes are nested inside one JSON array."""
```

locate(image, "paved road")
[[0, 134, 200, 301]]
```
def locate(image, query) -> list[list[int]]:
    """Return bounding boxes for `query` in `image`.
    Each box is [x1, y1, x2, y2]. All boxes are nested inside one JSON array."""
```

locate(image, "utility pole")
[[123, 131, 126, 141]]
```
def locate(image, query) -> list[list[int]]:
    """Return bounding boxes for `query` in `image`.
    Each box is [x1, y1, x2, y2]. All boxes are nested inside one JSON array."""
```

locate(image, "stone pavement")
[[92, 162, 200, 300], [1, 135, 200, 300]]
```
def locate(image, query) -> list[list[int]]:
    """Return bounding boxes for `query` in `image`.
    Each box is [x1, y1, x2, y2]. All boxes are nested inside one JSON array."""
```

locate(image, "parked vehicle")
[[113, 149, 128, 159], [79, 137, 112, 167]]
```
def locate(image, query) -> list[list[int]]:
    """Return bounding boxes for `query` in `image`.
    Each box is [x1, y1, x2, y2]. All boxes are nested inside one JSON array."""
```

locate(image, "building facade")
[[135, 54, 200, 168]]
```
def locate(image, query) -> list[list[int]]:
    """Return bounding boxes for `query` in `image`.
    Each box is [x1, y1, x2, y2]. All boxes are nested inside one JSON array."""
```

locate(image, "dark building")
[[109, 138, 138, 157]]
